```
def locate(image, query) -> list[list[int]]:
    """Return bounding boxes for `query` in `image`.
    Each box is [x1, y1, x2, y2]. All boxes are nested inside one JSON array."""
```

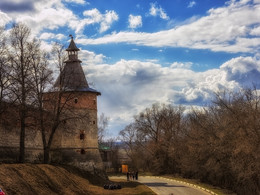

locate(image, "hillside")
[[0, 164, 154, 195]]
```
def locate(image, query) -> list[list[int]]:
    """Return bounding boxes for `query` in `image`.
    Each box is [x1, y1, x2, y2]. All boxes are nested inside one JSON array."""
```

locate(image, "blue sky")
[[1, 0, 260, 137]]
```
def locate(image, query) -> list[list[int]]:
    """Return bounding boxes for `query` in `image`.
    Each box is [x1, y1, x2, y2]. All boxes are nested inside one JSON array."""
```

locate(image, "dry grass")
[[0, 164, 155, 195]]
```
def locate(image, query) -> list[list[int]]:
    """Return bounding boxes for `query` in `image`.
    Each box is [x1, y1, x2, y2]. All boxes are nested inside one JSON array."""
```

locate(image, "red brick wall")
[[71, 92, 97, 110], [43, 91, 98, 111]]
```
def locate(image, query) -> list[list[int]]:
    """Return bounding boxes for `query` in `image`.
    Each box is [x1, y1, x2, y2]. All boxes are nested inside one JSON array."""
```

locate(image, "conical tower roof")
[[54, 36, 100, 94], [66, 35, 80, 51]]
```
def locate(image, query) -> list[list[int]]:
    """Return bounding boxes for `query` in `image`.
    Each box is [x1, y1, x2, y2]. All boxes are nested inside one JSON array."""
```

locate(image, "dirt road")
[[110, 175, 212, 195], [138, 176, 212, 195]]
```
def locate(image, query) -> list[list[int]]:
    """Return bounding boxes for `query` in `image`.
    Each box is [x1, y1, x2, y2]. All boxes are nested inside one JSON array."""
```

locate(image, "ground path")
[[109, 175, 213, 195]]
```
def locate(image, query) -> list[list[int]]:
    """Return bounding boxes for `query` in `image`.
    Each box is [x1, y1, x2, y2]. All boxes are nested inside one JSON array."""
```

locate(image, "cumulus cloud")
[[79, 53, 260, 135], [128, 14, 142, 29], [177, 69, 239, 104], [0, 0, 117, 38], [83, 59, 195, 130], [2, 0, 77, 36], [149, 3, 169, 20], [71, 8, 118, 34], [79, 49, 106, 66], [177, 56, 260, 104], [220, 56, 260, 86], [78, 0, 260, 54]]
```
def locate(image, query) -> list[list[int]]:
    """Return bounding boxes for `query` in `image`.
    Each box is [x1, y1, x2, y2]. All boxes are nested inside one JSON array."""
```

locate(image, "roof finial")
[[69, 34, 73, 40]]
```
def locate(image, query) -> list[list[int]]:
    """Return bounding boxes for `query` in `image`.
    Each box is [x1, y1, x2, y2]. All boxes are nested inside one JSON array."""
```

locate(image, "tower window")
[[93, 99, 96, 105], [74, 98, 78, 104], [93, 121, 96, 125], [80, 133, 85, 140], [80, 149, 85, 154]]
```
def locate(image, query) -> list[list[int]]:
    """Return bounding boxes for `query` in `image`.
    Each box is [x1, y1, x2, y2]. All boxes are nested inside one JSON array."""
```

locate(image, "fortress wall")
[[0, 126, 20, 147], [0, 125, 43, 162], [0, 92, 102, 169]]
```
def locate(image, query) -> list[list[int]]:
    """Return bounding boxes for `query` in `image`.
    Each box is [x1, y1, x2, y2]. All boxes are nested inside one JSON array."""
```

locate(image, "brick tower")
[[49, 35, 103, 171]]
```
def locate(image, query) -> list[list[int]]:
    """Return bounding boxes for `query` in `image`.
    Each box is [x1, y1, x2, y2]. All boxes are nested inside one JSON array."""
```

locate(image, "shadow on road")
[[142, 182, 186, 188]]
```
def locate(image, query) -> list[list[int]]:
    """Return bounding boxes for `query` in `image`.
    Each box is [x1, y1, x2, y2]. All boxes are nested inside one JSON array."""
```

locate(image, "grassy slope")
[[0, 164, 155, 195]]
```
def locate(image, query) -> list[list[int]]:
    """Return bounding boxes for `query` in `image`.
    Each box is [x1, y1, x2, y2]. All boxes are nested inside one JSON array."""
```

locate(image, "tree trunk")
[[43, 146, 50, 164], [19, 111, 26, 163]]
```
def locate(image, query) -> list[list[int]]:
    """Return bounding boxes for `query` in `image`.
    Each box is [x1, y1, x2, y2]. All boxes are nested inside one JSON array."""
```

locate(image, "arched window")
[[80, 149, 85, 154], [80, 132, 85, 140]]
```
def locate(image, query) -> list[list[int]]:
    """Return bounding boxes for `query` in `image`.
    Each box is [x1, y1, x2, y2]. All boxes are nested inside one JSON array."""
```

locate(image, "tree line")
[[119, 89, 260, 195], [0, 23, 83, 164]]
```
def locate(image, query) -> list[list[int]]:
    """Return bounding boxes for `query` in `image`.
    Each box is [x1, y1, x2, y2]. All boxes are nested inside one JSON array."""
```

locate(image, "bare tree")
[[119, 88, 260, 193], [8, 23, 34, 163], [0, 26, 11, 119], [98, 113, 109, 144], [28, 39, 53, 164], [178, 89, 260, 194], [120, 103, 185, 173], [38, 42, 67, 163], [119, 123, 147, 170]]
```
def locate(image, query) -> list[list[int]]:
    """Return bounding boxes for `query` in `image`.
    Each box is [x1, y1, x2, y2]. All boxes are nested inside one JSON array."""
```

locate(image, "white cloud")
[[85, 59, 196, 129], [170, 62, 193, 69], [80, 49, 106, 66], [250, 26, 260, 36], [56, 33, 66, 40], [131, 48, 139, 51], [40, 32, 66, 40], [128, 14, 142, 29], [9, 1, 77, 36], [149, 3, 169, 20], [79, 52, 260, 135], [188, 1, 196, 8], [78, 0, 260, 54], [70, 8, 102, 34], [1, 0, 117, 38], [0, 11, 12, 26], [178, 56, 260, 104], [72, 8, 118, 34], [220, 56, 260, 85], [83, 8, 102, 21], [40, 33, 55, 40], [63, 0, 88, 5], [100, 10, 119, 33], [178, 69, 239, 104], [40, 40, 55, 52]]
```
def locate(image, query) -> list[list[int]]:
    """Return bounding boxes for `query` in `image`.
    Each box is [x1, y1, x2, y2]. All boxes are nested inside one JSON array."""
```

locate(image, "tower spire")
[[66, 35, 79, 61]]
